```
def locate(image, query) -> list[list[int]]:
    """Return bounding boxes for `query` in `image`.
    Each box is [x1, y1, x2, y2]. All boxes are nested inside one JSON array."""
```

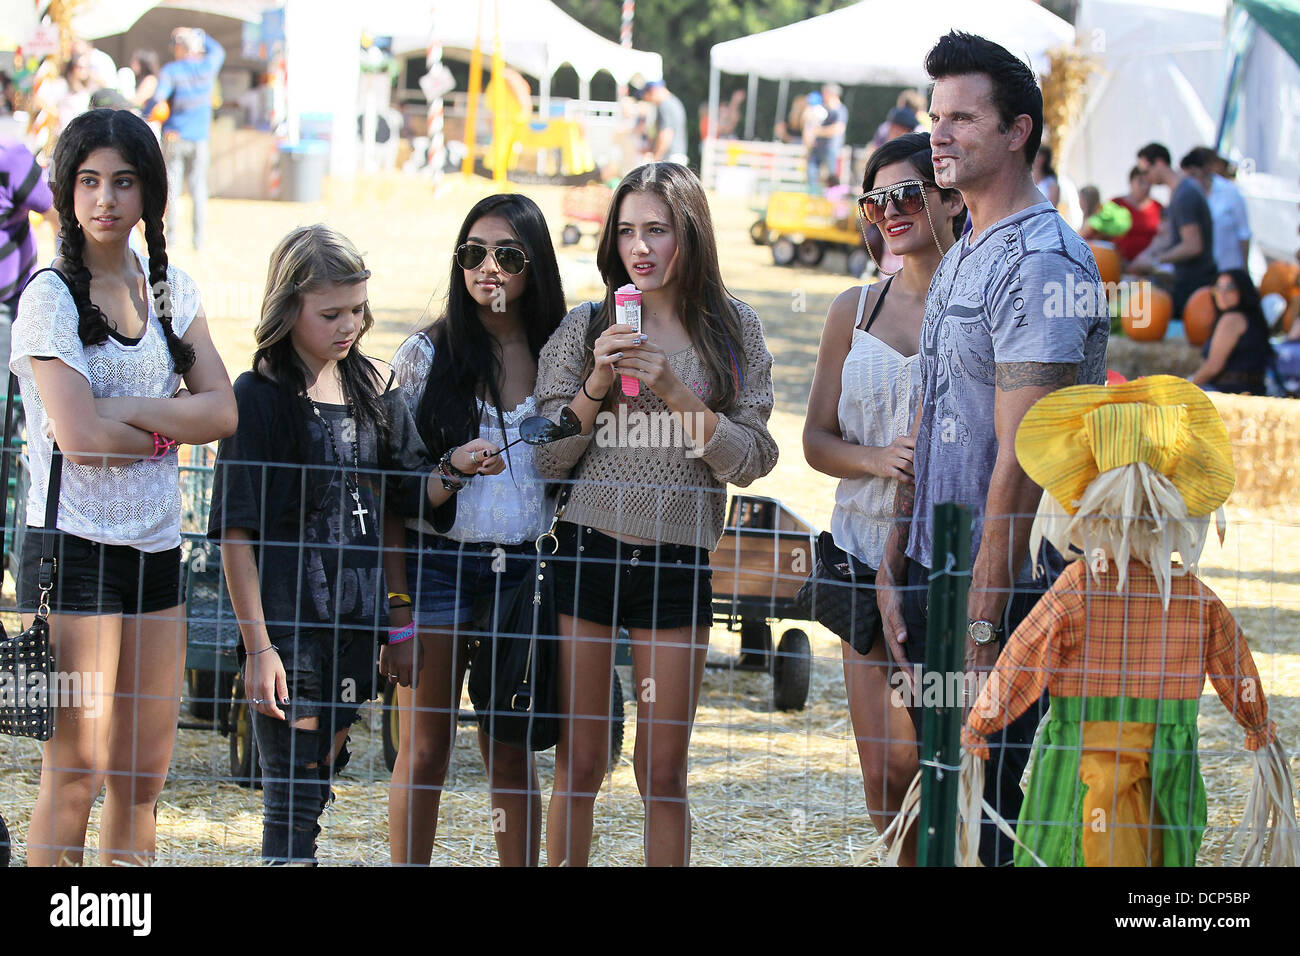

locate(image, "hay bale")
[[1207, 392, 1300, 509], [1106, 336, 1202, 380]]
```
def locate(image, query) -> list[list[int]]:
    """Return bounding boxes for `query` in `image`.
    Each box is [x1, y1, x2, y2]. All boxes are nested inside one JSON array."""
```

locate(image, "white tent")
[[704, 0, 1074, 183], [1061, 0, 1229, 200], [365, 0, 663, 98], [709, 0, 1074, 87]]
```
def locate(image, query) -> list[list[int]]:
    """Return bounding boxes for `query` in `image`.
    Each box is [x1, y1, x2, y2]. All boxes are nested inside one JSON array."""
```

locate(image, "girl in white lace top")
[[802, 134, 964, 865], [10, 109, 236, 865], [385, 194, 567, 866]]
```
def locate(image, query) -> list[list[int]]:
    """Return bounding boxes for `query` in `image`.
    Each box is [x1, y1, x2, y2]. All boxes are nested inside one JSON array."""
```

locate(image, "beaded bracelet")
[[148, 431, 178, 462], [388, 622, 416, 644]]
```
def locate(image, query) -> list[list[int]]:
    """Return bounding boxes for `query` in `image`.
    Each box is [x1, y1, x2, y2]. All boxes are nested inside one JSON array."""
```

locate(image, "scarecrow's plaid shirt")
[[963, 560, 1276, 758]]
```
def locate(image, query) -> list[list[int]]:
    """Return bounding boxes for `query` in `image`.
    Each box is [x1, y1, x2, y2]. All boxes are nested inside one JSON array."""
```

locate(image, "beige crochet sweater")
[[534, 300, 778, 550]]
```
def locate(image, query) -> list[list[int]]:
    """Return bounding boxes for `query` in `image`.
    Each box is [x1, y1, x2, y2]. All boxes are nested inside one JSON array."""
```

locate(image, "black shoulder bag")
[[0, 370, 62, 740], [467, 484, 573, 752]]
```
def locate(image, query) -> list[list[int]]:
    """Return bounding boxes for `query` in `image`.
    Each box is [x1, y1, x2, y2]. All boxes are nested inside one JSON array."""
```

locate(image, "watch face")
[[969, 621, 995, 645]]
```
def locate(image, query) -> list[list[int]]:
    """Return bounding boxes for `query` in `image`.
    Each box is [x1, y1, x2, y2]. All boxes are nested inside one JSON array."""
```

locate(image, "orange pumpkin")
[[1119, 284, 1171, 341], [1259, 261, 1299, 303], [1088, 241, 1121, 286], [149, 100, 170, 124], [1182, 285, 1216, 346]]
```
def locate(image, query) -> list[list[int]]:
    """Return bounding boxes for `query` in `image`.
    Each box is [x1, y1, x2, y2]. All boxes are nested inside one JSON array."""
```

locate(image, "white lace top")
[[831, 285, 921, 568], [10, 248, 200, 552], [391, 331, 552, 545]]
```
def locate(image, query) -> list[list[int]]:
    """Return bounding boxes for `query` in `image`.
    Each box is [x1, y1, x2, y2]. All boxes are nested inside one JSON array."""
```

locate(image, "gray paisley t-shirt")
[[906, 202, 1109, 580]]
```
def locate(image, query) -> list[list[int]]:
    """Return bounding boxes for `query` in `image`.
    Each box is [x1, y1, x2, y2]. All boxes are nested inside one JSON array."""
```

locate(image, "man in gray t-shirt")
[[644, 80, 689, 166], [875, 31, 1109, 867], [907, 205, 1109, 579]]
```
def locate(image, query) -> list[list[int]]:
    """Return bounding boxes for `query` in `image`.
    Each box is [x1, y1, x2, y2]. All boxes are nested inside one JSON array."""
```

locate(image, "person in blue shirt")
[[145, 28, 224, 251]]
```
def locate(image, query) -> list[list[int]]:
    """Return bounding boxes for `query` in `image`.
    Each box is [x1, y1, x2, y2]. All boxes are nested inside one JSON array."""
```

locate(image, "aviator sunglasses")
[[454, 242, 529, 276], [857, 180, 929, 224]]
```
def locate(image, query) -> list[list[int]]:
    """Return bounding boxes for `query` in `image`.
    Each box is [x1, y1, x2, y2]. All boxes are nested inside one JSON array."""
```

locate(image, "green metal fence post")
[[916, 502, 972, 867]]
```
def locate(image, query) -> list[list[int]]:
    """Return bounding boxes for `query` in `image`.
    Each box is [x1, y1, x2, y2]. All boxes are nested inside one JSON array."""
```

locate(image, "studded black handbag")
[[0, 370, 60, 741]]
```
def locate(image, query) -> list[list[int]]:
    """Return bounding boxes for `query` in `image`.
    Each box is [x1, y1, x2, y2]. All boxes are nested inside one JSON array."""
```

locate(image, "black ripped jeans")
[[249, 628, 379, 864]]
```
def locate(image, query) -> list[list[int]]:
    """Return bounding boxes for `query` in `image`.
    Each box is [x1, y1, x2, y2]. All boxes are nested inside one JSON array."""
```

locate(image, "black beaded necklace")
[[307, 397, 369, 537]]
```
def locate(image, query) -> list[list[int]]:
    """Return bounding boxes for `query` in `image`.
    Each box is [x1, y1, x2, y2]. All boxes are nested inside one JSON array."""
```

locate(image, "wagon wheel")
[[561, 224, 582, 246], [381, 681, 399, 772], [796, 240, 825, 266], [771, 236, 796, 266], [846, 248, 870, 278], [749, 217, 769, 245], [772, 628, 811, 712], [609, 669, 625, 771], [228, 678, 262, 789]]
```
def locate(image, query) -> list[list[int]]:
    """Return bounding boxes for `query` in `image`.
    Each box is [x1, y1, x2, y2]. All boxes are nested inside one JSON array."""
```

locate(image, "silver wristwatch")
[[967, 619, 1002, 646]]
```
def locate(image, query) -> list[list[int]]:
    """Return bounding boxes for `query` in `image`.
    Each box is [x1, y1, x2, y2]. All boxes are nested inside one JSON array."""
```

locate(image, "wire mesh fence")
[[0, 447, 1297, 866]]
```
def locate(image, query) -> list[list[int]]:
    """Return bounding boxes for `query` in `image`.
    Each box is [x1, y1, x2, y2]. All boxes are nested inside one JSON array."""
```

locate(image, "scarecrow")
[[957, 375, 1298, 866]]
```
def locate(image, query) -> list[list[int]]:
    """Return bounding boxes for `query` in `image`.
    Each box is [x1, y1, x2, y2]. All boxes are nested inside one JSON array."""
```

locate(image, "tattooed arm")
[[966, 361, 1078, 666]]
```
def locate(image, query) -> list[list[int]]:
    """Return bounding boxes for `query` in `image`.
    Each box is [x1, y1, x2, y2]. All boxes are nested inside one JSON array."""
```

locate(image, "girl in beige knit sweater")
[[534, 162, 778, 865]]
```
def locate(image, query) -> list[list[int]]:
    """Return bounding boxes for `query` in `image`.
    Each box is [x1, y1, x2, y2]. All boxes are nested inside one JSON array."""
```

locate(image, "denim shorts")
[[405, 531, 534, 630], [16, 528, 182, 615], [548, 522, 713, 630]]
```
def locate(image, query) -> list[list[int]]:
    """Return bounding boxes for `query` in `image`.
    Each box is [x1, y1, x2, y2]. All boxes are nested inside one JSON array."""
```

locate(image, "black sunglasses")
[[489, 407, 583, 456], [857, 181, 928, 224], [454, 242, 529, 276]]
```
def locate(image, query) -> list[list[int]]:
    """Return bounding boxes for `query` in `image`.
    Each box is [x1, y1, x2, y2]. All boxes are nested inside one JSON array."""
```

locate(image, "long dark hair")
[[416, 193, 566, 460], [50, 108, 194, 374], [1214, 268, 1271, 342], [861, 132, 967, 240], [253, 225, 386, 455], [589, 162, 745, 411]]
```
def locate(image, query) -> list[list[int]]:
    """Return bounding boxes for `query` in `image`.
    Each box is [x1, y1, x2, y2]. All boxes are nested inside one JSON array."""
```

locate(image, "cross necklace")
[[309, 398, 369, 536]]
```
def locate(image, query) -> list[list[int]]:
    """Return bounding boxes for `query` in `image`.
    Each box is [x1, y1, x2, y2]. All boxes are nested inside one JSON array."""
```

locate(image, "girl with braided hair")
[[11, 107, 236, 865]]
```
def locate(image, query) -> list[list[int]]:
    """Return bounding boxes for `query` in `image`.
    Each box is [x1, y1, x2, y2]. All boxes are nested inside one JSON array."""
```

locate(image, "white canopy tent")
[[1061, 0, 1229, 200], [704, 0, 1074, 184], [364, 0, 663, 106]]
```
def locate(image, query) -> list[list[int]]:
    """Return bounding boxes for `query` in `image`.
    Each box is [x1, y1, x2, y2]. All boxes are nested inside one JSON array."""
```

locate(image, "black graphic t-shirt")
[[207, 370, 432, 637]]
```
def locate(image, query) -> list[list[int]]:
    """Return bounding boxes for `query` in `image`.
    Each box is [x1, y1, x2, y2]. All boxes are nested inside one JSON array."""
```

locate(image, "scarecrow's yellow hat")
[[1014, 375, 1235, 517]]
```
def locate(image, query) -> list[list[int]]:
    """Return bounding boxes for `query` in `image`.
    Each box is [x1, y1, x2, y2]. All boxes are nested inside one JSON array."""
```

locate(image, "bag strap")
[[1, 371, 16, 577]]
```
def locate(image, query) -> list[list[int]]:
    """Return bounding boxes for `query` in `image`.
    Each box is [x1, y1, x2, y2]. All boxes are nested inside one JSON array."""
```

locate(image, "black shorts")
[[548, 522, 713, 631], [16, 528, 183, 615]]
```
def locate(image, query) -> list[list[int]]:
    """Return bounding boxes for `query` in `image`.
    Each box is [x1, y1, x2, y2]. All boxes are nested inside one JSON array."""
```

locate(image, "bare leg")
[[842, 640, 918, 865], [475, 727, 541, 866], [27, 613, 121, 866], [546, 613, 616, 867], [101, 604, 187, 865], [388, 627, 469, 865], [629, 623, 709, 867]]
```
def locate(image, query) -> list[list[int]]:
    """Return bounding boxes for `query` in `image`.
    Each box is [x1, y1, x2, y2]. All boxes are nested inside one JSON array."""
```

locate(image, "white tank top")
[[830, 281, 922, 568]]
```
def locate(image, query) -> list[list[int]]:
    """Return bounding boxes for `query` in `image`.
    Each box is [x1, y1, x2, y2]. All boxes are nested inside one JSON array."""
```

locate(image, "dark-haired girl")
[[535, 162, 777, 866], [1189, 268, 1275, 395], [11, 108, 237, 865], [803, 133, 965, 866], [208, 224, 434, 865], [387, 194, 566, 866]]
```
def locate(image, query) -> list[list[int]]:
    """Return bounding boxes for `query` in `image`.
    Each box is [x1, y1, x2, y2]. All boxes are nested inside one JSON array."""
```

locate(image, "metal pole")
[[425, 4, 446, 182], [916, 502, 971, 867], [461, 1, 484, 176], [743, 72, 758, 140]]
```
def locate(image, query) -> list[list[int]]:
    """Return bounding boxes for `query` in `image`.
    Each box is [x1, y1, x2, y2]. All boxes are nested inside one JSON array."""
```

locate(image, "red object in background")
[[1112, 196, 1163, 262], [1106, 369, 1128, 385]]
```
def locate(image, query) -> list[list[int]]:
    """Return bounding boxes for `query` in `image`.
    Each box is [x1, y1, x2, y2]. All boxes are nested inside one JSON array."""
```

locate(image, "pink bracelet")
[[148, 431, 178, 461], [387, 622, 416, 644]]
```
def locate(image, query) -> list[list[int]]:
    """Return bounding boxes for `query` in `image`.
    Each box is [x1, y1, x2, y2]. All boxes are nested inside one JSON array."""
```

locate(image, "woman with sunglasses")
[[803, 133, 965, 865], [534, 162, 777, 866], [386, 193, 567, 865], [1188, 268, 1274, 395]]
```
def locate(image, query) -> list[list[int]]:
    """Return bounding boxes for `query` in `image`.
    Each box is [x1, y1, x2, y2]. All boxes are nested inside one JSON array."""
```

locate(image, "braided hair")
[[50, 108, 195, 375]]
